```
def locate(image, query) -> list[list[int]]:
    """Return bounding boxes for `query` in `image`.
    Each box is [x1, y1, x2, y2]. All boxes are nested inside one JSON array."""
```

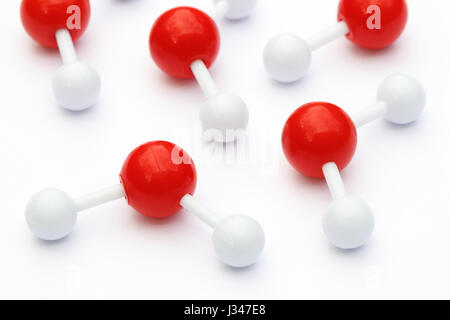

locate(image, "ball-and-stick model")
[[25, 141, 265, 268], [213, 0, 258, 20], [20, 0, 100, 111], [264, 0, 408, 83], [149, 7, 249, 143], [282, 74, 425, 249]]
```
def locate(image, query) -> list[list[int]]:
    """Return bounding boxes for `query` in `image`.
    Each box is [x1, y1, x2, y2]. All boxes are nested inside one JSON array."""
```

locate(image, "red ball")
[[21, 0, 91, 48], [282, 102, 357, 179], [120, 141, 197, 219], [338, 0, 408, 49], [149, 6, 220, 79]]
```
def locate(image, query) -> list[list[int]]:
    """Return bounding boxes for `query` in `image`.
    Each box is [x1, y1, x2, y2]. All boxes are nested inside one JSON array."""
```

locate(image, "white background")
[[1, 0, 450, 299]]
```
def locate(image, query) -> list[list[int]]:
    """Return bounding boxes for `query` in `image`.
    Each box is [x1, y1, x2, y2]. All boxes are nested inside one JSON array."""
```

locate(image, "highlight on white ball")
[[200, 92, 249, 143], [53, 62, 101, 111], [213, 215, 265, 268], [263, 33, 312, 83], [322, 196, 374, 250], [214, 0, 258, 20], [25, 189, 77, 241], [377, 74, 426, 125]]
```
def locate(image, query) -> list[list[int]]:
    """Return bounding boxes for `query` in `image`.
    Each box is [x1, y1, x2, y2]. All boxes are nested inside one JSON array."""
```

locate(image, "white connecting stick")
[[321, 162, 374, 250], [190, 59, 249, 143], [306, 21, 350, 51], [25, 187, 265, 268], [264, 21, 350, 83], [179, 194, 265, 267], [351, 74, 426, 128], [320, 74, 426, 250], [52, 28, 100, 111]]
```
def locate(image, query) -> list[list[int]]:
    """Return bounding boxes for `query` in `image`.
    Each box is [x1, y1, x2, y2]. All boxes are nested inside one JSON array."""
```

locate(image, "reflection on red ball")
[[21, 0, 91, 48], [338, 0, 408, 49], [149, 6, 220, 79], [282, 102, 357, 179], [120, 141, 197, 219]]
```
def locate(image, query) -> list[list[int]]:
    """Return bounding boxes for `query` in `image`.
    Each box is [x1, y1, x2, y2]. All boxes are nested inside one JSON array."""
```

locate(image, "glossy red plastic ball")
[[338, 0, 408, 49], [20, 0, 91, 48], [282, 102, 357, 179], [120, 141, 197, 219], [149, 6, 220, 79]]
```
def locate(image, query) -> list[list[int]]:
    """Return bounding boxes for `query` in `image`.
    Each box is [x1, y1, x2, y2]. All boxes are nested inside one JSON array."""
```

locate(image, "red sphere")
[[21, 0, 91, 48], [338, 0, 408, 49], [149, 6, 220, 79], [120, 141, 197, 219], [282, 102, 357, 179]]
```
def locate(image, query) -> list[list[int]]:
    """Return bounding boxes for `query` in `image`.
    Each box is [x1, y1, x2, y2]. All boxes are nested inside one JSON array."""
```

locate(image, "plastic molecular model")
[[149, 7, 249, 143], [282, 74, 425, 249], [20, 0, 100, 111], [25, 141, 265, 268], [264, 0, 408, 83]]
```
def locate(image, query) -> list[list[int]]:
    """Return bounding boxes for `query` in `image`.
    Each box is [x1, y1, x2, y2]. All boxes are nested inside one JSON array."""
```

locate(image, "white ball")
[[200, 92, 249, 143], [377, 74, 426, 125], [213, 215, 265, 268], [323, 196, 374, 250], [53, 62, 101, 111], [25, 189, 77, 241], [215, 0, 258, 20], [263, 33, 311, 83]]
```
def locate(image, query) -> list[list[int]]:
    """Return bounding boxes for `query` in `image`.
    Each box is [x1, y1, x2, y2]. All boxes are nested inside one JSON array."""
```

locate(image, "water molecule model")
[[25, 141, 265, 268], [282, 74, 425, 249], [21, 0, 100, 111], [149, 7, 249, 143], [213, 0, 258, 20], [264, 0, 408, 83]]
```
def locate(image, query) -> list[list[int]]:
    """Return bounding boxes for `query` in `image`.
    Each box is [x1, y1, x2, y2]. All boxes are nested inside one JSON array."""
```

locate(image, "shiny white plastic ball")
[[263, 33, 311, 83], [215, 0, 258, 20], [25, 189, 77, 241], [213, 215, 265, 268], [377, 74, 426, 125], [323, 196, 374, 250], [53, 62, 101, 111], [200, 92, 249, 143]]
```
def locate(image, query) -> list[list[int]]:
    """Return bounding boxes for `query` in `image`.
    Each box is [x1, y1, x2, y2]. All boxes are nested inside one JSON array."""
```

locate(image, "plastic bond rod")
[[213, 0, 230, 20], [322, 162, 347, 200], [352, 101, 388, 128], [306, 21, 350, 51], [55, 28, 78, 65], [180, 194, 222, 228], [191, 60, 219, 99], [74, 184, 126, 212]]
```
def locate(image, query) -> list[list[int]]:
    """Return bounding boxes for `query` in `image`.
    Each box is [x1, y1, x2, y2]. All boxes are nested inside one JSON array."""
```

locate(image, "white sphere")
[[213, 215, 265, 268], [263, 33, 311, 83], [215, 0, 258, 20], [25, 189, 77, 241], [323, 196, 374, 250], [53, 62, 101, 111], [377, 74, 426, 125], [200, 92, 249, 143]]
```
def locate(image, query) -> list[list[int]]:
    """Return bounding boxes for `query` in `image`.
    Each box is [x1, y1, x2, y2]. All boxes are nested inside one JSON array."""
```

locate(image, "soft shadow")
[[382, 118, 424, 131], [31, 233, 74, 248], [155, 72, 198, 91], [218, 257, 264, 274], [268, 75, 309, 89], [326, 240, 373, 258], [130, 209, 184, 228], [346, 42, 397, 59], [30, 42, 59, 59]]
